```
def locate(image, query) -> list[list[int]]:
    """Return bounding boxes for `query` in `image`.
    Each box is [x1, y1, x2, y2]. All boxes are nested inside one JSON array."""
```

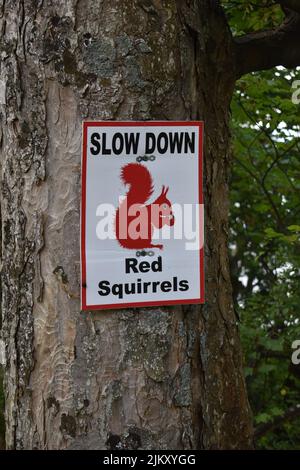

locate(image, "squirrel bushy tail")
[[121, 163, 153, 204]]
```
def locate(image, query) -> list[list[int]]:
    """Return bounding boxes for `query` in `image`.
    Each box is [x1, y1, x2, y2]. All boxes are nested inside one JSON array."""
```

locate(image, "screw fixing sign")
[[81, 121, 204, 310]]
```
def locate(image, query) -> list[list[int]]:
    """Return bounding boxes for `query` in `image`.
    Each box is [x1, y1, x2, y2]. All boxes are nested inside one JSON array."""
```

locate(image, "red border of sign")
[[81, 121, 204, 311]]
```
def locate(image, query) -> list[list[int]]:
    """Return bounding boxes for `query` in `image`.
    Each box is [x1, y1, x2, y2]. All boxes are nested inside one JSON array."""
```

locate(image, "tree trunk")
[[0, 0, 253, 450]]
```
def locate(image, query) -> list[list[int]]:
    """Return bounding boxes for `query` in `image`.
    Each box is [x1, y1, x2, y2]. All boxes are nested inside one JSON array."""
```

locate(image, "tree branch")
[[254, 405, 300, 439], [279, 0, 300, 14], [234, 12, 300, 77]]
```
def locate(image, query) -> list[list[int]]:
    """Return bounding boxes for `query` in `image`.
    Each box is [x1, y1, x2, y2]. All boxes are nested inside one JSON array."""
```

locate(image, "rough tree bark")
[[0, 0, 254, 449]]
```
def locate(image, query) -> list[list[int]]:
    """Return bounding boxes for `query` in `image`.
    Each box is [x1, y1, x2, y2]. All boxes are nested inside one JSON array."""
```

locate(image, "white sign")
[[81, 121, 204, 310]]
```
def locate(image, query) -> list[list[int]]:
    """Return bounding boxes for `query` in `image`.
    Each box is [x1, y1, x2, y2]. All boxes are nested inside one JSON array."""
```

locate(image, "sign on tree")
[[81, 121, 204, 310]]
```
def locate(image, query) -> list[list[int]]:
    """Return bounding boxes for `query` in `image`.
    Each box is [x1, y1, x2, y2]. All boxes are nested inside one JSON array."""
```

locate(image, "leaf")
[[256, 413, 272, 424], [244, 367, 254, 377], [264, 227, 281, 239], [287, 225, 300, 232], [260, 337, 284, 352], [259, 364, 277, 374]]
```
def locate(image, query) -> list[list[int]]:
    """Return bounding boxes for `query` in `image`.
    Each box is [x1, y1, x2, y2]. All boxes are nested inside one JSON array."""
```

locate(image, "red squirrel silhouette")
[[115, 163, 175, 250]]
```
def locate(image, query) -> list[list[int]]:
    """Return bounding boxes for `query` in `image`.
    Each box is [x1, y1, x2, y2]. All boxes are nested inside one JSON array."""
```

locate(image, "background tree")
[[0, 0, 299, 450], [226, 1, 300, 448]]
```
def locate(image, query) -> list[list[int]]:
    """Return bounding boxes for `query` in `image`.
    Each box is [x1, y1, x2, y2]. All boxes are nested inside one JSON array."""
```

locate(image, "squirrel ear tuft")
[[164, 186, 169, 196]]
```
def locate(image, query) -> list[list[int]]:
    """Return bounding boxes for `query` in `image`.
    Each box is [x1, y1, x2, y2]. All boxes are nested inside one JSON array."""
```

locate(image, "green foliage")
[[230, 62, 300, 448], [222, 0, 284, 34], [223, 0, 300, 451]]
